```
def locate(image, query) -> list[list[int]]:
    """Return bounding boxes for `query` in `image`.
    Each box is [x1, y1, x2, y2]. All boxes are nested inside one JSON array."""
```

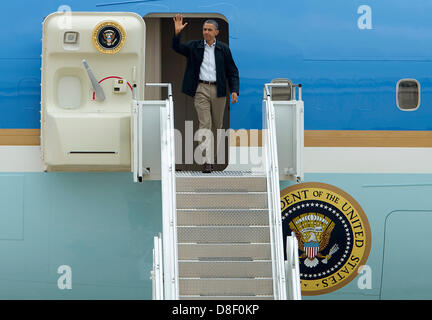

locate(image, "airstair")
[[134, 82, 303, 300], [175, 171, 273, 299]]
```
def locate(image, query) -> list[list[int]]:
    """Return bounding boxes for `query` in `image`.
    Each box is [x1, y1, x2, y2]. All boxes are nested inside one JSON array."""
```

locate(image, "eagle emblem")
[[102, 29, 118, 47], [92, 21, 126, 54], [290, 213, 339, 268]]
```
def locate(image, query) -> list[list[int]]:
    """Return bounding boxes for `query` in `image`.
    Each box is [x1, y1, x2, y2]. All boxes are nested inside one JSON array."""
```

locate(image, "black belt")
[[199, 80, 216, 85]]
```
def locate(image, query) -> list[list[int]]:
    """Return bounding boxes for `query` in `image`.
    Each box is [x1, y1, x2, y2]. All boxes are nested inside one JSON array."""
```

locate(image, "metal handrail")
[[263, 83, 289, 299], [146, 83, 179, 299], [264, 82, 303, 300]]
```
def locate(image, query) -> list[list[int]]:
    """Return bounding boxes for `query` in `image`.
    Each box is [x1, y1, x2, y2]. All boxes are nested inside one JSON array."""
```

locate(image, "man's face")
[[202, 23, 219, 44]]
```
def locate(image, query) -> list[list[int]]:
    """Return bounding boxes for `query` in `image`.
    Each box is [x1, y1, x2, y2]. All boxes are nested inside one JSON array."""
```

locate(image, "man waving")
[[172, 14, 239, 173]]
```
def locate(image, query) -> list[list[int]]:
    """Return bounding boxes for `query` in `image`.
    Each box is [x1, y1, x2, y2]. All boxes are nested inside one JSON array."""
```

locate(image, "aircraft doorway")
[[144, 14, 230, 172]]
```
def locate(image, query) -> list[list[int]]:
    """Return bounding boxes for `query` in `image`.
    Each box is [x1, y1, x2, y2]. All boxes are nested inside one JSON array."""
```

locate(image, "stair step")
[[176, 176, 267, 192], [177, 209, 269, 226], [177, 226, 270, 243], [178, 243, 272, 260], [175, 170, 265, 177], [178, 261, 272, 278], [176, 192, 268, 209], [178, 278, 273, 296]]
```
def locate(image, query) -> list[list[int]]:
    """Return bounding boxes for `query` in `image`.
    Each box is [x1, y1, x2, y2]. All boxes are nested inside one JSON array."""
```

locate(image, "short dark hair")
[[203, 19, 219, 30]]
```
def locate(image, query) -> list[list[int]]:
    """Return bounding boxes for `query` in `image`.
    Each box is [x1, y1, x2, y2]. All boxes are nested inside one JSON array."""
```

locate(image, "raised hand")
[[173, 14, 188, 36]]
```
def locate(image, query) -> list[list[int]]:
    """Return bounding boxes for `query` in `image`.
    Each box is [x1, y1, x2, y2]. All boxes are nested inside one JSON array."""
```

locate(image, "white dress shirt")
[[199, 39, 217, 82]]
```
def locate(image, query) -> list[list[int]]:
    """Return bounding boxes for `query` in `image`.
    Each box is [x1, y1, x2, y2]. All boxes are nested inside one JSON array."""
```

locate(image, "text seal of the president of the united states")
[[281, 182, 371, 295]]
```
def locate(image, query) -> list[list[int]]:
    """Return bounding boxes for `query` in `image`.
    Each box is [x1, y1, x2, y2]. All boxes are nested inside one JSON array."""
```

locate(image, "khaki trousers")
[[194, 83, 226, 164]]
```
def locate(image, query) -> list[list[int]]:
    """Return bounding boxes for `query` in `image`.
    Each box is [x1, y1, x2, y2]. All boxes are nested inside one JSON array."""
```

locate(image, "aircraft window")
[[397, 79, 420, 111]]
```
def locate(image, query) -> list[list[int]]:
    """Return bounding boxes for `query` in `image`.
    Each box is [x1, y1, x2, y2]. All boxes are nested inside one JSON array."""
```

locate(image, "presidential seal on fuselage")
[[281, 182, 371, 295]]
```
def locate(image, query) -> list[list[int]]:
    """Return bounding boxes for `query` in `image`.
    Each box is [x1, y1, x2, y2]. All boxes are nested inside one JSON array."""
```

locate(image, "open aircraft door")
[[41, 12, 145, 171]]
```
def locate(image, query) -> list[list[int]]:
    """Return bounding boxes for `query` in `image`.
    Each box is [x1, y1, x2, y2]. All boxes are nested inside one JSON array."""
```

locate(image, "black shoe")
[[202, 163, 212, 173]]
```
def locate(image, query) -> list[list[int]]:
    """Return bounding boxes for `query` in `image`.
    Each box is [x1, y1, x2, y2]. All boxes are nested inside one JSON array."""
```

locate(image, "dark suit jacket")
[[172, 35, 239, 98]]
